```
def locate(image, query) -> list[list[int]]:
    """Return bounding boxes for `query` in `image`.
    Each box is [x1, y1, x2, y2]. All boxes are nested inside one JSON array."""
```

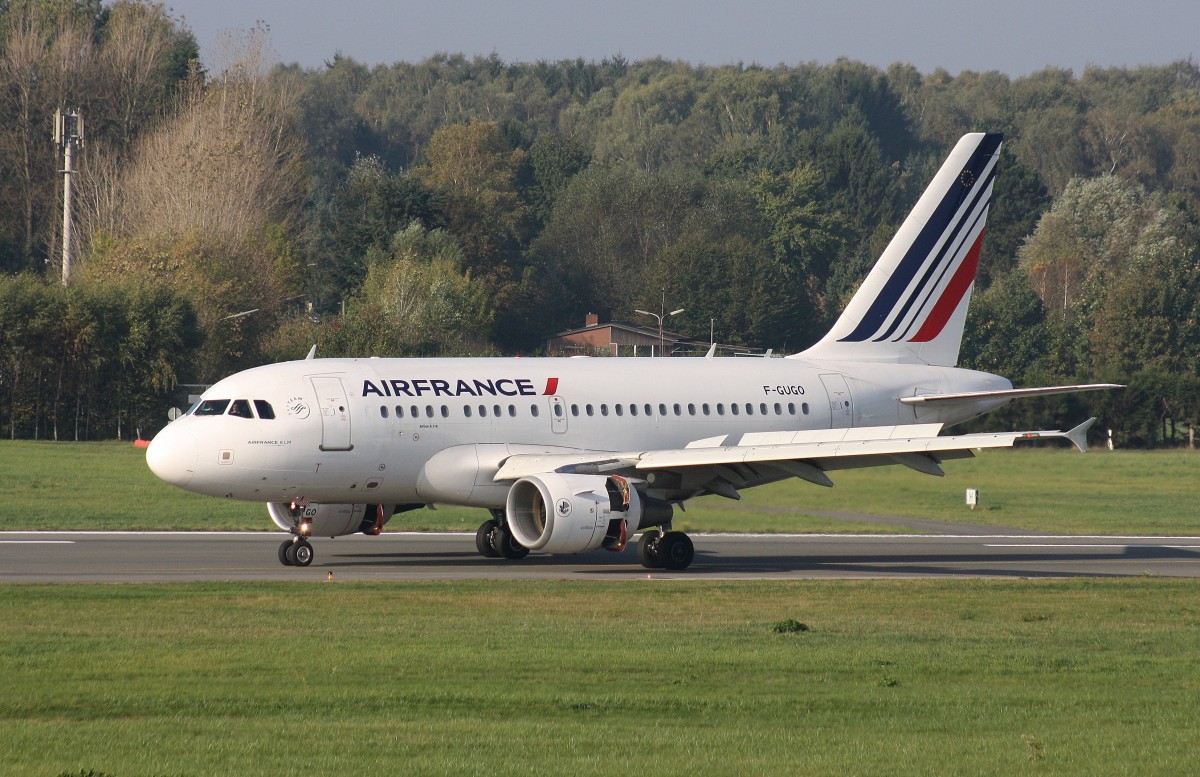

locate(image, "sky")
[[164, 0, 1199, 77]]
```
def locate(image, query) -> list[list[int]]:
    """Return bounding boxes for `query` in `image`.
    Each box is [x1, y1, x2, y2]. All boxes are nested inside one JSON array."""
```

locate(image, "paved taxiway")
[[4, 531, 1200, 582]]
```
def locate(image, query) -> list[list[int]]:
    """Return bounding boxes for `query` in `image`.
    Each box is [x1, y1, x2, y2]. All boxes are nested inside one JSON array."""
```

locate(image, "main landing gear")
[[476, 512, 530, 560], [278, 537, 314, 567], [637, 529, 694, 571], [472, 512, 696, 570]]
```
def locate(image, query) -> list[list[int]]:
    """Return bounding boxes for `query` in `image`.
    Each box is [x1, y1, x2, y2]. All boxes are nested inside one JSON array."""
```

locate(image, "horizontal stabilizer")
[[900, 384, 1123, 405]]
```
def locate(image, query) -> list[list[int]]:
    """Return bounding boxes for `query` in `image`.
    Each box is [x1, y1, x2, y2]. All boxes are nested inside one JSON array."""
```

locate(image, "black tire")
[[476, 520, 501, 558], [659, 531, 694, 570], [278, 539, 294, 566], [490, 525, 530, 560], [292, 540, 314, 567], [637, 531, 664, 569]]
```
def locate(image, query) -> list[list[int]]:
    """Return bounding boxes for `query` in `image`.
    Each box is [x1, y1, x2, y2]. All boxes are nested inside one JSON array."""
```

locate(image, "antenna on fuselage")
[[305, 344, 317, 361]]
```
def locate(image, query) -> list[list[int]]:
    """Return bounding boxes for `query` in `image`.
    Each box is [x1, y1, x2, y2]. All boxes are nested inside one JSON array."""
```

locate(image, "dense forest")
[[2, 0, 1199, 445]]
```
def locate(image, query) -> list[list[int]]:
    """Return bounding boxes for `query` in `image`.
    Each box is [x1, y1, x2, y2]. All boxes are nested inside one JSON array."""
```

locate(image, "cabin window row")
[[378, 401, 811, 420]]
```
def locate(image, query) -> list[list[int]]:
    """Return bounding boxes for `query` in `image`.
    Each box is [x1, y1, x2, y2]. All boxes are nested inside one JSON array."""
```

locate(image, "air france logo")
[[556, 499, 572, 517], [362, 377, 560, 399]]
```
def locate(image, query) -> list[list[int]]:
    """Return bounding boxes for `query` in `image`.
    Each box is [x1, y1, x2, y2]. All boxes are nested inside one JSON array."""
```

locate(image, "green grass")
[[2, 579, 1197, 776], [3, 440, 1200, 534]]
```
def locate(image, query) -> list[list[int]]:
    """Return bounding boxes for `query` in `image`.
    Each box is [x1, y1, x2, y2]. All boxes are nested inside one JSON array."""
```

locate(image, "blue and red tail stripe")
[[838, 133, 1002, 344]]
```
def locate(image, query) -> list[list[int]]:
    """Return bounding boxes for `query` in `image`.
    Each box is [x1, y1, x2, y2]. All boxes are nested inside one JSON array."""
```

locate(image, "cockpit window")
[[229, 399, 254, 418], [254, 400, 276, 420], [194, 399, 230, 416]]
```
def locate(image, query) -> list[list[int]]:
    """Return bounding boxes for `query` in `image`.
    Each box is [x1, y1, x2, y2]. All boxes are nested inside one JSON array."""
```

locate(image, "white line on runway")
[[0, 540, 75, 544], [986, 543, 1200, 549]]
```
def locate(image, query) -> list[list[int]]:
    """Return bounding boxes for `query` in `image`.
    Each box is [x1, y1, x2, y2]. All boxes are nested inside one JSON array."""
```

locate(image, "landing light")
[[299, 522, 311, 536]]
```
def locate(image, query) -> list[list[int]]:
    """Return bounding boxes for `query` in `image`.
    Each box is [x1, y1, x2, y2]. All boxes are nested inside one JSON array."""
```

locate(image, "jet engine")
[[505, 473, 670, 554], [267, 502, 393, 537]]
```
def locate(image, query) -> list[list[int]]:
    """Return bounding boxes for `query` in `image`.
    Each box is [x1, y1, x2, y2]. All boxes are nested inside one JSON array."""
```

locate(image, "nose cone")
[[146, 423, 197, 489]]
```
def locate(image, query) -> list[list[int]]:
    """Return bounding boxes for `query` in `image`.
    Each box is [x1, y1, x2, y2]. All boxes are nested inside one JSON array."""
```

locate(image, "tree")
[[415, 119, 530, 280], [336, 223, 496, 357]]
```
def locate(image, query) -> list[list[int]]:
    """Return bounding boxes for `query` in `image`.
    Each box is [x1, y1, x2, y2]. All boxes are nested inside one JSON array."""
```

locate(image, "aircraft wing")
[[899, 384, 1122, 405], [493, 419, 1096, 493]]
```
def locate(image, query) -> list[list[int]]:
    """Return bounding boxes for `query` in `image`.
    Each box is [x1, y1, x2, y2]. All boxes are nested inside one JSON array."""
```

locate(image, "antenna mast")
[[53, 108, 84, 286]]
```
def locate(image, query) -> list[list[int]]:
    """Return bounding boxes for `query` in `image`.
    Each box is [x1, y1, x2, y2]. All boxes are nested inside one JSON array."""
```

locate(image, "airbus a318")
[[147, 132, 1118, 570]]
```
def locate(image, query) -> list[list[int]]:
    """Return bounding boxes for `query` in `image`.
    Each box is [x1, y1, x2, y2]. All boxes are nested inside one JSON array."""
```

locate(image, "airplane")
[[147, 132, 1119, 570]]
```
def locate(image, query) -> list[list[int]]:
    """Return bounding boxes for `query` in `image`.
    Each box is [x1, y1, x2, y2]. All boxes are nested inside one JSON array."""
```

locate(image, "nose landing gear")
[[278, 537, 314, 566]]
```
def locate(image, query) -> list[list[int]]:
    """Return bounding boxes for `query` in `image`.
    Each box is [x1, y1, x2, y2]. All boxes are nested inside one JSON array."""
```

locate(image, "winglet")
[[1064, 417, 1096, 453]]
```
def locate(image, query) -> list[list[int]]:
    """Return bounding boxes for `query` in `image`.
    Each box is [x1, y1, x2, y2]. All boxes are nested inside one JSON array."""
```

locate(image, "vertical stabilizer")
[[797, 132, 1003, 366]]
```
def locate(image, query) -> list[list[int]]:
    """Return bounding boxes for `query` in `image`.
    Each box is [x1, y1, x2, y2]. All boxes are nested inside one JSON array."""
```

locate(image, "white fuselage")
[[147, 355, 1011, 507]]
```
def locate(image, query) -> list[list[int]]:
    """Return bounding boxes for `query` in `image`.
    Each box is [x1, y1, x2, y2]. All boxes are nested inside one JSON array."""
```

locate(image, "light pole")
[[635, 291, 684, 357]]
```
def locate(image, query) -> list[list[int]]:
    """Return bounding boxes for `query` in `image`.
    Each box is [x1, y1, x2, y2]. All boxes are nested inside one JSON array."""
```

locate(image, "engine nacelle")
[[267, 502, 393, 537], [506, 473, 651, 554]]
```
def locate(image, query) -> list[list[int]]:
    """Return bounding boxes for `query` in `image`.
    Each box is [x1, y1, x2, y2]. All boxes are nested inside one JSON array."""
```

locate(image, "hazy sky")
[[166, 0, 1198, 76]]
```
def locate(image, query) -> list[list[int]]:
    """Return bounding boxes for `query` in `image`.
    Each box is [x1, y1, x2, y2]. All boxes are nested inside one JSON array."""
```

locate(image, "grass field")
[[2, 440, 1199, 534], [2, 579, 1197, 776]]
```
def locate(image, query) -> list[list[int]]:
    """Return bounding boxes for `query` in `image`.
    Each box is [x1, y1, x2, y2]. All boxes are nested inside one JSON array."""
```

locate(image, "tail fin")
[[797, 132, 1003, 366]]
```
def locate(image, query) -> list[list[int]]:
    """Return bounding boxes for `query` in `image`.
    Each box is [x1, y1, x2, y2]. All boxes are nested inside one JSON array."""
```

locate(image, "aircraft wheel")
[[476, 520, 501, 558], [637, 531, 664, 569], [658, 531, 694, 571], [490, 525, 530, 560], [287, 539, 314, 567], [278, 539, 295, 566]]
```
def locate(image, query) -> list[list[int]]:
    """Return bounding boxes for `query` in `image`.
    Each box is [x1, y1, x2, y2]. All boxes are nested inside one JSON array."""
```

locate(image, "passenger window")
[[629, 404, 637, 417], [531, 405, 540, 417], [601, 404, 609, 417], [507, 405, 516, 417], [396, 405, 405, 418], [571, 404, 579, 417], [702, 403, 710, 416], [254, 400, 276, 420], [802, 402, 810, 415], [494, 405, 502, 417], [194, 399, 230, 416], [730, 403, 738, 416], [717, 403, 726, 416], [464, 405, 473, 418], [380, 406, 389, 419], [425, 405, 434, 418], [688, 403, 696, 416], [645, 404, 653, 416], [479, 405, 488, 418], [440, 406, 449, 418], [659, 403, 667, 416], [673, 403, 681, 416], [411, 405, 419, 418], [586, 404, 594, 417], [615, 405, 624, 417], [554, 404, 563, 417], [759, 403, 767, 415], [788, 403, 796, 415], [228, 399, 253, 418], [774, 403, 782, 415]]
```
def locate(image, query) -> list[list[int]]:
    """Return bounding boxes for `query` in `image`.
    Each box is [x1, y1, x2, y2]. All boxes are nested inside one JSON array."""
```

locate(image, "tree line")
[[2, 0, 1199, 445]]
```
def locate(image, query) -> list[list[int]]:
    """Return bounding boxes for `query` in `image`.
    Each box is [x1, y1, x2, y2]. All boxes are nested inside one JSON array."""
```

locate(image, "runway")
[[4, 531, 1200, 582]]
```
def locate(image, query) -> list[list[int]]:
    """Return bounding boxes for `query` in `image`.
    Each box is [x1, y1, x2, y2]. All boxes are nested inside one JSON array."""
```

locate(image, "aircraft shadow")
[[322, 545, 1200, 578]]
